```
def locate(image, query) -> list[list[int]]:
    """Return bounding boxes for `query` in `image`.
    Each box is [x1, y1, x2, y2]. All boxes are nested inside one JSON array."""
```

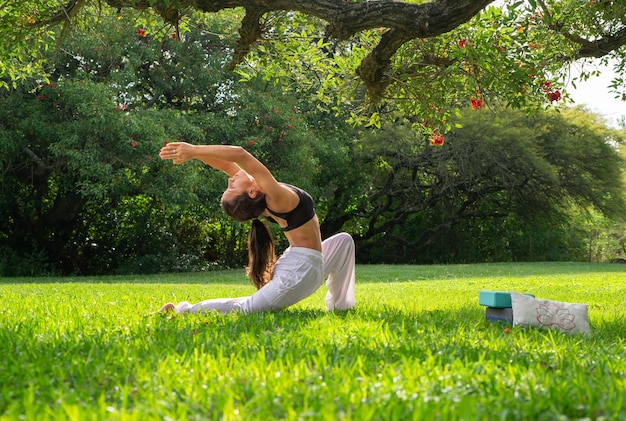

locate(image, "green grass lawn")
[[1, 262, 625, 420]]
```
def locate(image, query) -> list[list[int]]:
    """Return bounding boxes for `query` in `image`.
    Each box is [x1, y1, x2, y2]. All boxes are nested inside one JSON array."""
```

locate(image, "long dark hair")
[[221, 192, 275, 289]]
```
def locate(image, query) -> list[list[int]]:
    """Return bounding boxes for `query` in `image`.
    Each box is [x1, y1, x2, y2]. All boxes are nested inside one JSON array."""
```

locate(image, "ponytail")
[[247, 219, 275, 289], [221, 192, 275, 289]]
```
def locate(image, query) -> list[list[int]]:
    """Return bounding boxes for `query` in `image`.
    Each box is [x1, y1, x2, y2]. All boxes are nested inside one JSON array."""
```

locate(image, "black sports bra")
[[266, 184, 315, 232]]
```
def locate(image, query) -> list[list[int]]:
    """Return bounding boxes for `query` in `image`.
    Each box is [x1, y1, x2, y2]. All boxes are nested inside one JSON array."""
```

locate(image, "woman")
[[158, 142, 356, 314]]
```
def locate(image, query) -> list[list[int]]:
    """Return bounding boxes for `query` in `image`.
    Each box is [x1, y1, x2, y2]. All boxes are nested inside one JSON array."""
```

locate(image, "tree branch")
[[36, 0, 86, 26], [573, 27, 626, 59], [22, 147, 52, 171], [545, 9, 626, 61], [227, 7, 268, 71], [102, 0, 495, 98], [356, 29, 414, 99]]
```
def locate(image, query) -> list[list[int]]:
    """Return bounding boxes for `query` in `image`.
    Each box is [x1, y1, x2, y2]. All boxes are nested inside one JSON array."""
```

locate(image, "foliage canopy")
[[0, 6, 625, 275], [2, 0, 626, 130]]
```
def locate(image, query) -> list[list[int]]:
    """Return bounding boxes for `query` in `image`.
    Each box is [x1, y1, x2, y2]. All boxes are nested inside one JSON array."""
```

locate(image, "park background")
[[1, 3, 625, 277], [1, 2, 625, 420]]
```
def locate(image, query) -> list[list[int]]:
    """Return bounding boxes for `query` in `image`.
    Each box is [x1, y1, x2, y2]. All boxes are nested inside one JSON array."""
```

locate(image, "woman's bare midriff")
[[279, 216, 322, 252]]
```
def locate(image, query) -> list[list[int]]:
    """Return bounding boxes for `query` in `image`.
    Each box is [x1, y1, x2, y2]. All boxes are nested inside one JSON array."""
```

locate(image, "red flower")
[[542, 81, 552, 92], [130, 141, 138, 148], [429, 134, 445, 147], [457, 39, 467, 49], [48, 82, 56, 88], [470, 97, 484, 110], [136, 29, 147, 37], [247, 140, 255, 146], [548, 90, 562, 102], [286, 124, 294, 129]]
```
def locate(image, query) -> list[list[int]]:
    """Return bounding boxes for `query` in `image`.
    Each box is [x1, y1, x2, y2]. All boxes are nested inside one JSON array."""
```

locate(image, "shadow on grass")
[[5, 304, 621, 384], [1, 306, 487, 377], [3, 302, 623, 420]]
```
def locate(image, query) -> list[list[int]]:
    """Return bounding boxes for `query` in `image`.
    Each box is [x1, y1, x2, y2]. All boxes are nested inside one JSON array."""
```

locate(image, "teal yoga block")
[[479, 291, 535, 308]]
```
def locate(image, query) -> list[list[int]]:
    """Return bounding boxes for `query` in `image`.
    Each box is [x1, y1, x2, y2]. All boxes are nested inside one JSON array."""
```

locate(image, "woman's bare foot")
[[159, 302, 175, 313]]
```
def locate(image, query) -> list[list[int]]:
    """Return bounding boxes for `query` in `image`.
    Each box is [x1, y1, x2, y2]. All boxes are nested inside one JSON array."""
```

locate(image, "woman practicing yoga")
[[158, 142, 355, 314]]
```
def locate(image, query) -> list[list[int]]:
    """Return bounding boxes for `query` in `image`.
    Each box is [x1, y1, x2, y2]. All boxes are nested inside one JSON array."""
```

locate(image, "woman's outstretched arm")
[[160, 142, 241, 176], [160, 142, 294, 209]]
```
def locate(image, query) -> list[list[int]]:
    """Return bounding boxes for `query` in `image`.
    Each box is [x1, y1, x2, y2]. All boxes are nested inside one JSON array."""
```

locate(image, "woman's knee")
[[326, 232, 354, 247], [336, 232, 354, 251]]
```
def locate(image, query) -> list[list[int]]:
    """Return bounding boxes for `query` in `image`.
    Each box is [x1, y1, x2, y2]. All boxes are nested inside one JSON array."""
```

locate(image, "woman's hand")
[[159, 142, 195, 164]]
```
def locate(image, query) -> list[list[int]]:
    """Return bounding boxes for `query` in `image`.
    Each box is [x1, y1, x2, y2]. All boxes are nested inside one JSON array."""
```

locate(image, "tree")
[[351, 107, 626, 263], [2, 5, 624, 274], [0, 12, 329, 275], [3, 1, 626, 132]]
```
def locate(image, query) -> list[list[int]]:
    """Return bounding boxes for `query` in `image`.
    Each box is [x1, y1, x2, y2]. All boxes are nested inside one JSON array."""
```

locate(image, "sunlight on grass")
[[1, 262, 625, 420]]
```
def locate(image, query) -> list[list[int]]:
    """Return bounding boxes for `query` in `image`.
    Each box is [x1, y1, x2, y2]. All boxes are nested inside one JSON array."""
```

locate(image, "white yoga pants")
[[172, 232, 356, 314]]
